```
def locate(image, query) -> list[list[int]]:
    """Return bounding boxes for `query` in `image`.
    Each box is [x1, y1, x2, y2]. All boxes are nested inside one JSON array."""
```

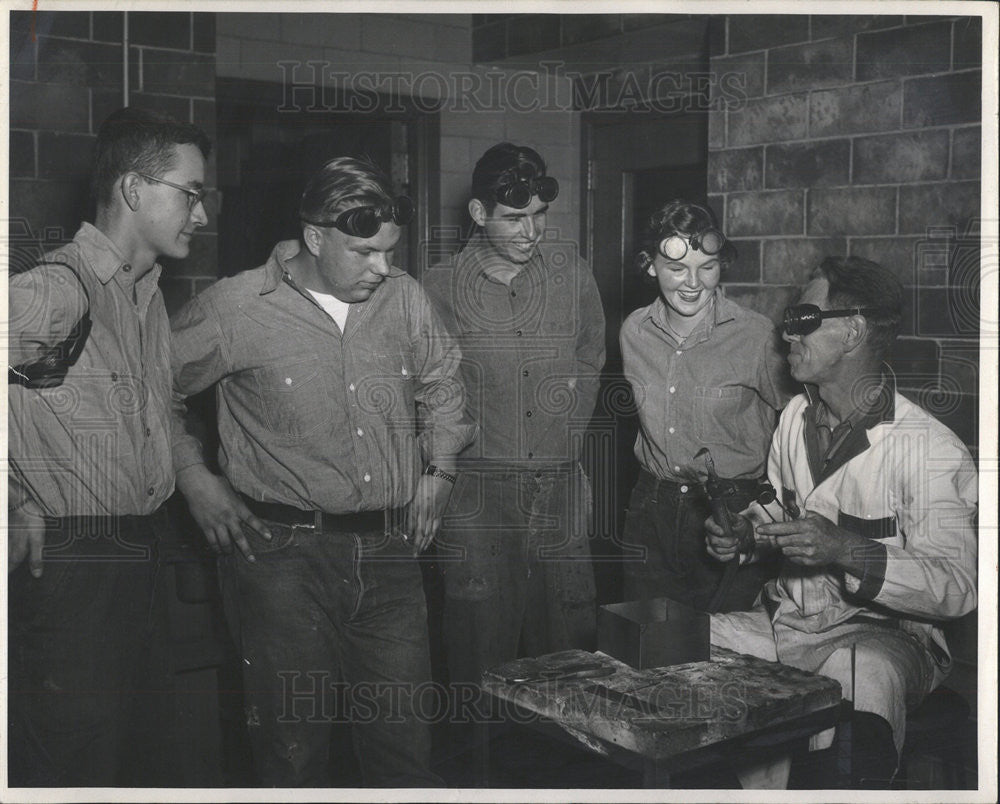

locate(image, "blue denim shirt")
[[170, 240, 476, 513]]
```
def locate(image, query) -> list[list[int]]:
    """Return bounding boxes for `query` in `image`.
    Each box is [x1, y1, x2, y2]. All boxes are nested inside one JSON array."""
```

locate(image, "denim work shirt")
[[620, 291, 790, 482], [170, 240, 476, 513], [8, 223, 174, 515], [421, 233, 606, 465]]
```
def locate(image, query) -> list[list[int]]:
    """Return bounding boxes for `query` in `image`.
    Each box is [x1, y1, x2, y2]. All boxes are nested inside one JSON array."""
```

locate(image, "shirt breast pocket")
[[693, 385, 744, 445], [251, 359, 331, 438], [355, 351, 416, 419]]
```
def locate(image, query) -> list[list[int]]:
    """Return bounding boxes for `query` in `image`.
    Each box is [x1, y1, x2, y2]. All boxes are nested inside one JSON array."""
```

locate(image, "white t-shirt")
[[306, 288, 351, 331]]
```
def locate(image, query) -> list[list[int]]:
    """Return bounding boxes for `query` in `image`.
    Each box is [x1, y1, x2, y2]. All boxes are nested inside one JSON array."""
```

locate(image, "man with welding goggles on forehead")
[[422, 143, 606, 687], [169, 156, 475, 786]]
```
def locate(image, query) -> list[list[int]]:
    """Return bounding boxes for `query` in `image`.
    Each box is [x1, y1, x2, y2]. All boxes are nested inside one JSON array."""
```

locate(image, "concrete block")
[[142, 50, 215, 97], [362, 14, 437, 58], [766, 38, 853, 95], [903, 71, 981, 128], [762, 237, 847, 284], [853, 131, 949, 185], [765, 139, 849, 189], [711, 51, 766, 99], [857, 20, 952, 80], [37, 37, 123, 89], [729, 93, 808, 146], [239, 38, 325, 85], [29, 10, 91, 40], [727, 190, 804, 236], [708, 147, 763, 192], [10, 130, 36, 178], [849, 237, 922, 285], [708, 109, 726, 150], [898, 182, 979, 235], [889, 337, 939, 381], [10, 178, 89, 237], [92, 11, 123, 43], [473, 21, 507, 63], [950, 126, 981, 180], [215, 12, 281, 43], [38, 132, 96, 182], [561, 15, 621, 46], [434, 23, 472, 64], [10, 80, 89, 131], [128, 11, 190, 51], [728, 15, 809, 54], [193, 13, 216, 54], [127, 93, 191, 125], [810, 15, 903, 40], [939, 343, 980, 395], [725, 285, 799, 323], [914, 287, 978, 338], [723, 239, 762, 283], [953, 17, 982, 71], [809, 80, 901, 137], [281, 13, 361, 51], [507, 15, 561, 57], [192, 99, 216, 144], [440, 108, 506, 140], [214, 36, 241, 78], [10, 34, 35, 82], [807, 187, 896, 236]]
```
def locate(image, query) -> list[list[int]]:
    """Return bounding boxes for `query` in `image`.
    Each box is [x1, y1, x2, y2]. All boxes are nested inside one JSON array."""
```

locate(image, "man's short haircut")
[[471, 142, 547, 210], [92, 107, 212, 207], [637, 199, 735, 273], [812, 256, 903, 357], [299, 156, 395, 225]]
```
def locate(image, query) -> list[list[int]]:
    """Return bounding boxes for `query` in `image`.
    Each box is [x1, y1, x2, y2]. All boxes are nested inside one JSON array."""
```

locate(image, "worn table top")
[[481, 647, 842, 765]]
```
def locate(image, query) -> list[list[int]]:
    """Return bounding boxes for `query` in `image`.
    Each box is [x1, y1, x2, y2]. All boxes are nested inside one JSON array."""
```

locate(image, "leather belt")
[[239, 494, 395, 532]]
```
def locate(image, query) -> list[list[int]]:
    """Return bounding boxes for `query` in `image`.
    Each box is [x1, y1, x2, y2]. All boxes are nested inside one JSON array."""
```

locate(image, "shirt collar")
[[75, 222, 160, 285], [646, 289, 736, 344], [459, 231, 545, 286], [258, 238, 407, 296]]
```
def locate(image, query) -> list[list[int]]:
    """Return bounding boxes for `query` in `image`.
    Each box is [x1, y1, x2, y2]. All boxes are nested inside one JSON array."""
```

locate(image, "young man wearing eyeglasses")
[[706, 257, 978, 789], [618, 199, 792, 614], [169, 156, 474, 787], [421, 143, 606, 690], [7, 107, 210, 786]]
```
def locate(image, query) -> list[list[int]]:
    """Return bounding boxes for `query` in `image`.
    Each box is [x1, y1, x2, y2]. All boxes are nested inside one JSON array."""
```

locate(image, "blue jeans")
[[7, 511, 166, 786], [219, 520, 439, 787], [438, 462, 597, 685], [622, 469, 777, 612]]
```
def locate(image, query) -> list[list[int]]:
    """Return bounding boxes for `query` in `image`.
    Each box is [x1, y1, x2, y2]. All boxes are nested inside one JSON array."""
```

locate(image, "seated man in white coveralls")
[[707, 256, 977, 789]]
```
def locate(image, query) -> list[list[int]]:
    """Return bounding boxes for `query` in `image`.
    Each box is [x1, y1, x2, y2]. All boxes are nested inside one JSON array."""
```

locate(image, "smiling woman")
[[619, 198, 793, 614]]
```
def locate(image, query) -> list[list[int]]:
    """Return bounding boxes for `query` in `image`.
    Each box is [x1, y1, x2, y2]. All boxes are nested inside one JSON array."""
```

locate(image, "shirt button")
[[147, 487, 154, 496], [676, 350, 682, 356], [111, 372, 119, 382], [522, 369, 529, 376], [668, 427, 675, 434], [528, 452, 533, 458], [680, 485, 689, 493], [349, 383, 356, 392], [669, 386, 676, 393], [145, 427, 152, 437], [363, 473, 371, 483], [526, 410, 532, 418], [122, 264, 132, 273], [356, 428, 364, 436], [516, 330, 522, 336], [511, 291, 517, 297], [674, 465, 681, 473]]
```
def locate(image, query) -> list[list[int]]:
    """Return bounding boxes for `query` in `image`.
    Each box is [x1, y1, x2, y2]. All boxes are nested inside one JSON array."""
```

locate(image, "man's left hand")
[[404, 474, 454, 556], [755, 512, 868, 568]]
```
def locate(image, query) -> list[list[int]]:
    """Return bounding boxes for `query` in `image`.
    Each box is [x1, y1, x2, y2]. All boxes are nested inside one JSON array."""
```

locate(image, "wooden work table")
[[480, 647, 843, 787]]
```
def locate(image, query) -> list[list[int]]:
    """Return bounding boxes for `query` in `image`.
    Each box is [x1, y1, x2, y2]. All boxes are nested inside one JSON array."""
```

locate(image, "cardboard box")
[[598, 597, 710, 669]]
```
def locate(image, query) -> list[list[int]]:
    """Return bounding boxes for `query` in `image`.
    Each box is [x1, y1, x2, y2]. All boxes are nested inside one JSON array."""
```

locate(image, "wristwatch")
[[423, 464, 457, 484]]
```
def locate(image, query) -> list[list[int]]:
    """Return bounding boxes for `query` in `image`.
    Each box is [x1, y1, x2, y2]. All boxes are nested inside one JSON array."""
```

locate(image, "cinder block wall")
[[708, 14, 981, 454], [215, 13, 581, 260], [8, 10, 218, 314], [708, 13, 981, 727]]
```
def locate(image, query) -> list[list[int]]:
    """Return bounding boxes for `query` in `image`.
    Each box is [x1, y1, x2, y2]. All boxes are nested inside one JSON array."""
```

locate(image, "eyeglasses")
[[782, 303, 883, 336], [302, 196, 414, 238], [658, 228, 727, 261], [493, 175, 559, 209], [138, 173, 208, 212]]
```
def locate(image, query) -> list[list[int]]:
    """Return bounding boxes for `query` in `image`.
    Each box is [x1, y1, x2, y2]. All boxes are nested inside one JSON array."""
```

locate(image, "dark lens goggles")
[[658, 228, 726, 261], [782, 303, 882, 336], [302, 195, 414, 238], [493, 175, 559, 209]]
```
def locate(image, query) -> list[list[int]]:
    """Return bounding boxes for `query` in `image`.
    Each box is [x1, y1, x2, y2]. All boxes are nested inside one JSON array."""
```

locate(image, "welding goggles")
[[492, 175, 559, 209], [782, 303, 883, 336], [302, 195, 414, 238], [658, 228, 728, 262]]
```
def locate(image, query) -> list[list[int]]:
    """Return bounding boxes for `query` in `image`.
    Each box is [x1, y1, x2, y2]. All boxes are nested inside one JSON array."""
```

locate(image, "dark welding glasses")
[[493, 175, 559, 209], [302, 196, 414, 238], [658, 228, 727, 261], [782, 303, 882, 336]]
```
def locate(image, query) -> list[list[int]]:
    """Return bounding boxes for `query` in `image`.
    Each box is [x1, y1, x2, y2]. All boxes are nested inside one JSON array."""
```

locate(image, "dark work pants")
[[7, 510, 166, 787], [439, 464, 597, 686], [621, 469, 777, 612], [219, 521, 440, 787]]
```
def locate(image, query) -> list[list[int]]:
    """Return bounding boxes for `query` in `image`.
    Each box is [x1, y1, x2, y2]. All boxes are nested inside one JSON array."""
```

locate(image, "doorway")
[[582, 109, 708, 603]]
